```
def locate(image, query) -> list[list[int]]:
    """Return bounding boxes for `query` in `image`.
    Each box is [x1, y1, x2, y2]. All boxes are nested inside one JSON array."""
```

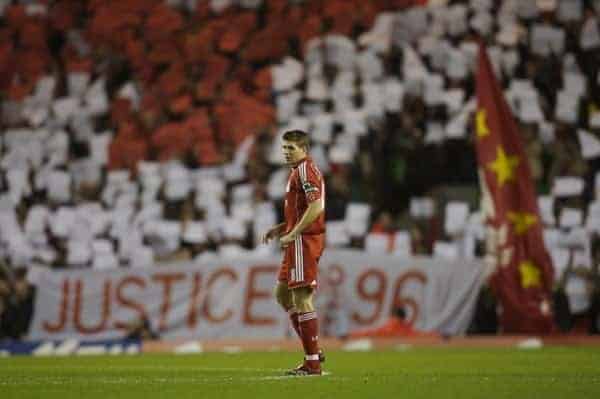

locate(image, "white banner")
[[27, 250, 486, 341]]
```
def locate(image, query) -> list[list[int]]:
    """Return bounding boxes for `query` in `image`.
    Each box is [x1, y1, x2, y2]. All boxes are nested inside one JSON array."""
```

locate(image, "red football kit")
[[278, 156, 326, 289]]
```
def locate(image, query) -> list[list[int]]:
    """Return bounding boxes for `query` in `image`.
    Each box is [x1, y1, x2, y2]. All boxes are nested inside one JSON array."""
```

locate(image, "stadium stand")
[[0, 0, 599, 336]]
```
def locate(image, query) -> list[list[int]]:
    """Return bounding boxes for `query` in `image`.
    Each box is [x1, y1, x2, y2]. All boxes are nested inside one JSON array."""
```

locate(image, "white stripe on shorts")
[[295, 235, 303, 282]]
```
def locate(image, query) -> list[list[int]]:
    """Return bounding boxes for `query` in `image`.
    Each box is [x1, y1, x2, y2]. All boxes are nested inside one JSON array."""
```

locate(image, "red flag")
[[475, 42, 555, 334]]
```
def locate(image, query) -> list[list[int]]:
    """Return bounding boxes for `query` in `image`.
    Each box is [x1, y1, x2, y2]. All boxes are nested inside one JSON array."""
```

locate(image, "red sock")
[[298, 311, 320, 370], [289, 310, 301, 338], [289, 310, 310, 354]]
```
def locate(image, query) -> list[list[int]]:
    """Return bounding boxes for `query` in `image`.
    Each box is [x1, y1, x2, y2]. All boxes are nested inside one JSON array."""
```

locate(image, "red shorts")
[[278, 233, 324, 289]]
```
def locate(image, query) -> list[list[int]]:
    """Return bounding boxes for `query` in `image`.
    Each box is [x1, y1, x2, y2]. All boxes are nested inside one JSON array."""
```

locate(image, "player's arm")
[[280, 200, 323, 247], [261, 222, 286, 244], [287, 200, 324, 237]]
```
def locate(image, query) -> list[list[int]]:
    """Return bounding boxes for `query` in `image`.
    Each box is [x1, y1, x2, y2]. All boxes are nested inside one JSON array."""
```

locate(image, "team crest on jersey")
[[302, 181, 317, 193]]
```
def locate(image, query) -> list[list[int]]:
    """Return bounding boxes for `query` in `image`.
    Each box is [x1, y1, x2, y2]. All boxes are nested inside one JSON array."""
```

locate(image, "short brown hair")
[[282, 129, 310, 151]]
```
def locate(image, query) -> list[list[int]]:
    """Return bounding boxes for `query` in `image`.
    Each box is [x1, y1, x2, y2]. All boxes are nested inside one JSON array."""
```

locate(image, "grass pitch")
[[1, 348, 599, 399]]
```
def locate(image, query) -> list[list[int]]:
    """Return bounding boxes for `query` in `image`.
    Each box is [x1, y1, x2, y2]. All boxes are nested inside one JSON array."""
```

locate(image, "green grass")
[[1, 348, 599, 399]]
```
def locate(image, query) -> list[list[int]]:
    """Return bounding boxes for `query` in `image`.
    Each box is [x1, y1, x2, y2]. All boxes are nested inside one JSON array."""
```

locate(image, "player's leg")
[[290, 286, 322, 374], [276, 247, 304, 342], [284, 234, 324, 375], [273, 281, 303, 340]]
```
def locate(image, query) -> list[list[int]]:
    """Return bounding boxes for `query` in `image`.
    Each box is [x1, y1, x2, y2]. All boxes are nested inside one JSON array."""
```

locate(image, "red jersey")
[[284, 156, 325, 235]]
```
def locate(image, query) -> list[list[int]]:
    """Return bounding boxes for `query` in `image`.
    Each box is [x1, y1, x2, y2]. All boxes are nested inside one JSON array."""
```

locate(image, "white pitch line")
[[10, 365, 286, 373], [0, 372, 340, 386], [242, 371, 338, 381]]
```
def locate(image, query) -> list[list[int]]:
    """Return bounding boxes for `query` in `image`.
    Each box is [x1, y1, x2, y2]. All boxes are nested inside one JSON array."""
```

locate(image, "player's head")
[[282, 130, 309, 165]]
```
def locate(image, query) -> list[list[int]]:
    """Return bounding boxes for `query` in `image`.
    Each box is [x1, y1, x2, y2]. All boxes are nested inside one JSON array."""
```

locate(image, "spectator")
[[349, 305, 438, 338], [124, 315, 159, 341], [10, 267, 36, 339], [467, 284, 498, 334], [0, 270, 13, 340], [0, 0, 598, 295]]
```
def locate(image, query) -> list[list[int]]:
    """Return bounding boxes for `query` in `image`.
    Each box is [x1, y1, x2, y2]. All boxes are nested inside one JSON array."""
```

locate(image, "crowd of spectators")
[[1, 0, 600, 333], [0, 266, 36, 339]]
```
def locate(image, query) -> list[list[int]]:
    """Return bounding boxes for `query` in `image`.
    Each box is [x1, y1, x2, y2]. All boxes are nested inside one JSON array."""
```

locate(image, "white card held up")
[[550, 248, 570, 279], [89, 131, 113, 165], [357, 12, 394, 53], [34, 75, 57, 104], [433, 241, 459, 260], [24, 205, 49, 235], [84, 78, 109, 116], [563, 72, 586, 98], [425, 123, 445, 144], [92, 253, 119, 270], [445, 201, 470, 235], [222, 217, 246, 240], [590, 108, 600, 128], [266, 168, 287, 200], [580, 17, 600, 50], [501, 49, 520, 77], [357, 50, 384, 82], [66, 240, 92, 266], [538, 121, 555, 144], [585, 200, 600, 232], [446, 48, 469, 80], [383, 78, 404, 112], [410, 197, 435, 218], [516, 0, 538, 18], [345, 203, 371, 237], [531, 24, 565, 56], [306, 77, 329, 102], [68, 72, 90, 98], [445, 89, 466, 114], [328, 143, 355, 164], [559, 207, 583, 228], [470, 11, 493, 36], [117, 81, 140, 110], [183, 222, 208, 244], [364, 233, 390, 254], [446, 4, 468, 37], [403, 45, 428, 83], [107, 170, 131, 187], [272, 57, 304, 92], [577, 129, 600, 159], [520, 99, 544, 123], [324, 35, 356, 70], [543, 228, 560, 249], [538, 195, 555, 225], [311, 113, 334, 144], [276, 90, 302, 123], [325, 221, 351, 247], [470, 0, 493, 11], [557, 0, 583, 22], [52, 97, 80, 124], [231, 202, 254, 223], [555, 90, 579, 124], [392, 231, 412, 257], [46, 170, 72, 203], [552, 176, 585, 197]]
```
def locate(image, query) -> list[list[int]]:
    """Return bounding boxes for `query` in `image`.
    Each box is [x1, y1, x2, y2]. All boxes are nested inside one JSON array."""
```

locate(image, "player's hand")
[[261, 226, 281, 244], [279, 232, 296, 248]]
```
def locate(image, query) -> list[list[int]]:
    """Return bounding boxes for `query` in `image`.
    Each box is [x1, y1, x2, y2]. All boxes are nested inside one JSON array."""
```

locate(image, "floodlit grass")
[[1, 348, 599, 399]]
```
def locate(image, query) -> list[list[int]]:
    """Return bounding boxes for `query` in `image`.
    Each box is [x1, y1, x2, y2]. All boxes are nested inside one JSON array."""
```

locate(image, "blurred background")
[[0, 0, 599, 351]]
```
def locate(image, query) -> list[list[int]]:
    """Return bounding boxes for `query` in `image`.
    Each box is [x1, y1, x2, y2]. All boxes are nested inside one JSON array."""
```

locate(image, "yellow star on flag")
[[476, 109, 490, 139], [519, 260, 541, 288], [507, 212, 537, 235], [487, 147, 519, 187]]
